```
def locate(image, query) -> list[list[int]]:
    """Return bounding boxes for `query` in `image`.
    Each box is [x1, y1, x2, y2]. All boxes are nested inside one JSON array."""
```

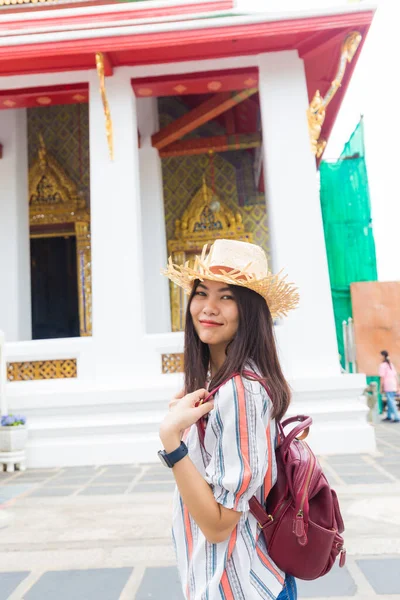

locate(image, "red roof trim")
[[131, 68, 258, 97], [0, 1, 234, 32], [0, 10, 374, 60], [0, 82, 88, 109]]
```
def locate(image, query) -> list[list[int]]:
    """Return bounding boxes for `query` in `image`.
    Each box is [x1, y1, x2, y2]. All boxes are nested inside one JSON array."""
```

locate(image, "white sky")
[[323, 0, 400, 281]]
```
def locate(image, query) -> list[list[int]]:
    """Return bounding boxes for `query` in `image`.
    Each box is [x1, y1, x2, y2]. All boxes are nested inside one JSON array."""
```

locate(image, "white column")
[[137, 98, 170, 333], [0, 109, 31, 342], [258, 52, 340, 379], [89, 71, 147, 380]]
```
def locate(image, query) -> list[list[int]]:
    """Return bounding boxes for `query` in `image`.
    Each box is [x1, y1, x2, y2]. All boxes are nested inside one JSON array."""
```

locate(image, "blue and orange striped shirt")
[[172, 374, 285, 599]]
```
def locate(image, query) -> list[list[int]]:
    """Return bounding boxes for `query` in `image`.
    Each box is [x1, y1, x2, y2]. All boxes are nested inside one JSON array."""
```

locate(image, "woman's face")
[[190, 280, 239, 348]]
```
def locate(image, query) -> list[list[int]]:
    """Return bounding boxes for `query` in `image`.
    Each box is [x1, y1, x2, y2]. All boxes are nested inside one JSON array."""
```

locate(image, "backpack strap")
[[280, 416, 312, 455], [248, 496, 274, 529], [196, 372, 240, 446]]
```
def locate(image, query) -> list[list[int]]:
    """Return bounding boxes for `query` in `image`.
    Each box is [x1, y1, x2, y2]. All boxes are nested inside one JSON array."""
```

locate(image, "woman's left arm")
[[160, 390, 242, 544]]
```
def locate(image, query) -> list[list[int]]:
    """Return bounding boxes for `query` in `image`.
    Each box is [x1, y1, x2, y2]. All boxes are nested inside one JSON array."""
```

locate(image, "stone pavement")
[[0, 423, 400, 600]]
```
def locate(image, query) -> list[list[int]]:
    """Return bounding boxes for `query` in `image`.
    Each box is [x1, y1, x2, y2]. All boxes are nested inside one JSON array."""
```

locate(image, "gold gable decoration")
[[28, 135, 92, 337], [29, 134, 88, 226], [168, 177, 253, 331]]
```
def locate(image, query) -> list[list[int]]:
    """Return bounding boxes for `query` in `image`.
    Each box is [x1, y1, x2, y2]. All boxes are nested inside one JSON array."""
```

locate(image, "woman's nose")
[[203, 298, 219, 314]]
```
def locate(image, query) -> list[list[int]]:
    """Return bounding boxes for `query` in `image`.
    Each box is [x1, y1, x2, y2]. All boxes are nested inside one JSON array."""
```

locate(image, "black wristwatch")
[[158, 441, 188, 468]]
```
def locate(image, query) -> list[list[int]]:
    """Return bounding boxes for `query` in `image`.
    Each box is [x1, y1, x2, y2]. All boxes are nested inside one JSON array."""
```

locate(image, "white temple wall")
[[137, 97, 171, 334], [258, 51, 340, 380], [0, 109, 31, 342], [88, 70, 163, 382], [0, 54, 375, 466]]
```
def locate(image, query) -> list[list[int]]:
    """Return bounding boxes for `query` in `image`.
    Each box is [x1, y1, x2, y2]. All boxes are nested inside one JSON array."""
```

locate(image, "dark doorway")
[[30, 236, 80, 339]]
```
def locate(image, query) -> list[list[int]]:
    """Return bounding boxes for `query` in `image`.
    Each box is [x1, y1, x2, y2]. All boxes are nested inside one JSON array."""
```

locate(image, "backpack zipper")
[[293, 442, 316, 544]]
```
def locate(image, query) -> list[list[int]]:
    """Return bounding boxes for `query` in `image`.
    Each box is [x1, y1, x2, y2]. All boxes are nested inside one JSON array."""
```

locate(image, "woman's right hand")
[[160, 389, 214, 444]]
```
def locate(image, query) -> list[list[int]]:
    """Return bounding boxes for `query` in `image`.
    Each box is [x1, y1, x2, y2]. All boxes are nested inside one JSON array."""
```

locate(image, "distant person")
[[379, 350, 400, 423]]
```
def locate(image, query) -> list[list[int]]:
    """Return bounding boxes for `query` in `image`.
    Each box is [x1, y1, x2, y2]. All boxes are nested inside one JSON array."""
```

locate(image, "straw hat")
[[163, 239, 299, 318]]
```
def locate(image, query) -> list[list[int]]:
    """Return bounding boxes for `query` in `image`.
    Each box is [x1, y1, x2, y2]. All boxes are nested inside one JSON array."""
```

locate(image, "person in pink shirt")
[[379, 350, 400, 423]]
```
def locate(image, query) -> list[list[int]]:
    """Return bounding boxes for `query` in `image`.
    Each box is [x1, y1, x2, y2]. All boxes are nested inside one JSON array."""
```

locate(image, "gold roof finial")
[[202, 175, 213, 206]]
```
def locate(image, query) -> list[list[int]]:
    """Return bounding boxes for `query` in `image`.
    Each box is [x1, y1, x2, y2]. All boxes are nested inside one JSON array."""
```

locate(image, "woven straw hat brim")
[[162, 256, 299, 319]]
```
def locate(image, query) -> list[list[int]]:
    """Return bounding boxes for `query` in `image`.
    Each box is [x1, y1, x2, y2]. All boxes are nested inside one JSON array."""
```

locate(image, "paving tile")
[[339, 474, 392, 484], [136, 566, 184, 600], [100, 465, 141, 472], [61, 467, 98, 474], [77, 486, 128, 495], [24, 568, 133, 600], [329, 467, 381, 475], [324, 456, 368, 465], [52, 474, 92, 482], [91, 475, 135, 484], [131, 482, 176, 493], [25, 469, 59, 475], [13, 477, 48, 483], [44, 478, 92, 486], [382, 468, 400, 479], [357, 558, 400, 594], [29, 487, 76, 497], [0, 571, 30, 600], [296, 564, 357, 597], [138, 472, 174, 482], [0, 484, 34, 502]]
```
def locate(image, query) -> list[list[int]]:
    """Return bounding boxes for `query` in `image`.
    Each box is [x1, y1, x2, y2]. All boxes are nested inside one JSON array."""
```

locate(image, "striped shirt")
[[172, 374, 285, 599]]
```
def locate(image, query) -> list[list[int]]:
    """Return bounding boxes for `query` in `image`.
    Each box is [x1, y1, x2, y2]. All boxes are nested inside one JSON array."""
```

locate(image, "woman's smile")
[[199, 319, 223, 328]]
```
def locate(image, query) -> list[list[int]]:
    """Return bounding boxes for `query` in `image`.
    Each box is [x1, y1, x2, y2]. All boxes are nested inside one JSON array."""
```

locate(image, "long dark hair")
[[381, 350, 393, 369], [184, 280, 291, 421]]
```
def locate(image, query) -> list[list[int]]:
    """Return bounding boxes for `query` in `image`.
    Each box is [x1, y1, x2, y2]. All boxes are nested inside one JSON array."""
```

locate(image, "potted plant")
[[0, 415, 27, 452]]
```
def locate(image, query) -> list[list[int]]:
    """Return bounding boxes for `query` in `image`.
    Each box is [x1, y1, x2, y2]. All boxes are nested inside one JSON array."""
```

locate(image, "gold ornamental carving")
[[95, 52, 114, 160], [168, 178, 253, 331], [75, 222, 92, 336], [29, 134, 88, 226], [7, 359, 77, 381], [162, 353, 184, 374], [307, 31, 362, 158], [29, 136, 92, 337]]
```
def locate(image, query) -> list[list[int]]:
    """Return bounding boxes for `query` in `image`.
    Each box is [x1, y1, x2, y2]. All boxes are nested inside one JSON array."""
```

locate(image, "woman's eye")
[[221, 295, 234, 300], [195, 291, 206, 297]]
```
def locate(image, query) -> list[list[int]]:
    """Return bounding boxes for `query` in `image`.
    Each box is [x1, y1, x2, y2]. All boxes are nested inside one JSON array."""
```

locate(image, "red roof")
[[0, 6, 374, 153]]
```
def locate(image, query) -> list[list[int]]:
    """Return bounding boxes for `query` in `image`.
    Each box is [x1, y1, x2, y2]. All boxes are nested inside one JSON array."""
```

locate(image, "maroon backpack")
[[198, 372, 346, 581]]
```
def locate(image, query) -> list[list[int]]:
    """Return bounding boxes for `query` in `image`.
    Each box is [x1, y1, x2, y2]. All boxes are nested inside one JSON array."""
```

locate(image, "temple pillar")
[[258, 51, 375, 454], [258, 51, 340, 380], [89, 71, 146, 379], [137, 97, 171, 333], [0, 109, 31, 342]]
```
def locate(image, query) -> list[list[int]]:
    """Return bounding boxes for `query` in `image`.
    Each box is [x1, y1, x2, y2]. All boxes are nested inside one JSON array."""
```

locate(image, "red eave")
[[0, 8, 375, 156], [0, 10, 374, 68], [0, 83, 88, 109], [0, 1, 233, 31]]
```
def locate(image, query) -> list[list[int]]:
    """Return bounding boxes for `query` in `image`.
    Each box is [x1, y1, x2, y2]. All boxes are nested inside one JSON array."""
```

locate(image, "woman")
[[379, 350, 400, 423], [159, 239, 299, 600]]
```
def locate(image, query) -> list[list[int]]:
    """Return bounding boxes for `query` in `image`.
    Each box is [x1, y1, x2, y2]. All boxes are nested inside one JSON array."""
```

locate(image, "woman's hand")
[[160, 389, 214, 449]]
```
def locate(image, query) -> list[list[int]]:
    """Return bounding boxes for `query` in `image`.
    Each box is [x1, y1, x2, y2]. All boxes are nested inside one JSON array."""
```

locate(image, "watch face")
[[158, 450, 172, 468]]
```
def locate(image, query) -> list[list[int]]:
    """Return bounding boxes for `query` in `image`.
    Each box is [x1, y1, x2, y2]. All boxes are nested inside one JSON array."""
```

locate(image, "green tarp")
[[319, 118, 378, 369]]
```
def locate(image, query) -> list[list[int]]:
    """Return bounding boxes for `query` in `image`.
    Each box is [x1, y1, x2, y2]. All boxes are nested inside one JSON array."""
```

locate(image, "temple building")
[[0, 0, 376, 467]]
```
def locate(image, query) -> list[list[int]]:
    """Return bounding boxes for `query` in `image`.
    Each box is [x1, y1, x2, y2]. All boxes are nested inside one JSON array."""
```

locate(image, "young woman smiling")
[[159, 239, 299, 600]]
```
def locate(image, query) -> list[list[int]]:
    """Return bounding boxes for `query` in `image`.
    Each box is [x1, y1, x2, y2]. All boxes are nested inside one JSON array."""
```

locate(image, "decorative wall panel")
[[7, 359, 77, 381], [162, 152, 269, 257], [28, 104, 90, 209], [160, 97, 269, 257], [162, 353, 184, 374]]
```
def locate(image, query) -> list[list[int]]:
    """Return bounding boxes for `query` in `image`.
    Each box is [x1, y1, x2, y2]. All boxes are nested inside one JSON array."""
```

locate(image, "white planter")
[[0, 426, 27, 452]]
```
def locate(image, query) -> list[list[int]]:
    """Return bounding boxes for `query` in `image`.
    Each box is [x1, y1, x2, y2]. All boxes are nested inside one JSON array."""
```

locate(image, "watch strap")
[[159, 441, 188, 468]]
